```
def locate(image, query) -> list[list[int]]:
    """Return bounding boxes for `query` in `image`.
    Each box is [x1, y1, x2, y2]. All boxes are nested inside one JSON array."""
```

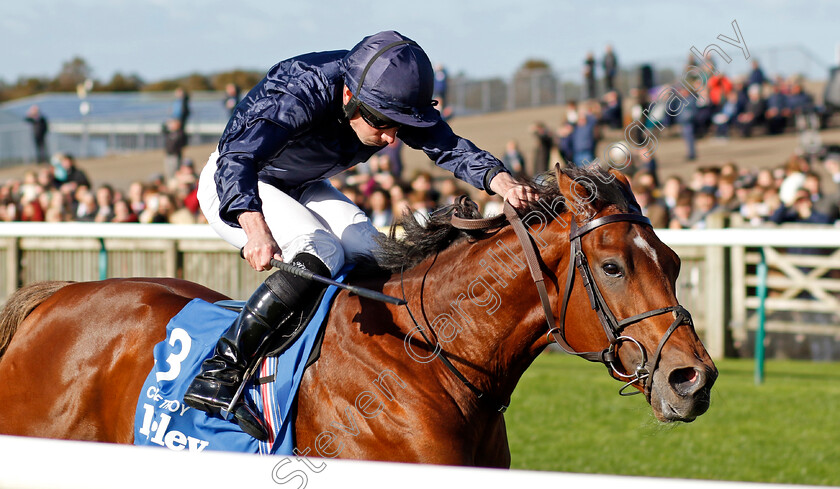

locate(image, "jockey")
[[184, 30, 536, 440]]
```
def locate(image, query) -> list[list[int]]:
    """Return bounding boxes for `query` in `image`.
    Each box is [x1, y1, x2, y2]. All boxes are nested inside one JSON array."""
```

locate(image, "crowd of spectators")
[[532, 58, 825, 169], [647, 59, 823, 162], [0, 153, 203, 225], [2, 56, 837, 234], [511, 54, 838, 231], [0, 144, 476, 231], [6, 145, 839, 235], [630, 153, 840, 230]]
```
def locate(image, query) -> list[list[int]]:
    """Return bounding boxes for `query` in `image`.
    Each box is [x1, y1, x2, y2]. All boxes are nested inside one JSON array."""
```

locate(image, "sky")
[[1, 0, 838, 84]]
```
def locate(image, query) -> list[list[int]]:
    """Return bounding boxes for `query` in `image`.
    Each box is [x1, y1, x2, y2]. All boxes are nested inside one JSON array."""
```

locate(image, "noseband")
[[503, 204, 692, 400]]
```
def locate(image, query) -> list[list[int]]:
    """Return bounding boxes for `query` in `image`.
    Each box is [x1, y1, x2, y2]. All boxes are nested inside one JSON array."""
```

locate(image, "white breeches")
[[198, 151, 382, 276]]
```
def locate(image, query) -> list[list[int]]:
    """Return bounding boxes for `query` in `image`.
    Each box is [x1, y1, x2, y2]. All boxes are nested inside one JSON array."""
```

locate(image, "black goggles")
[[358, 103, 400, 130]]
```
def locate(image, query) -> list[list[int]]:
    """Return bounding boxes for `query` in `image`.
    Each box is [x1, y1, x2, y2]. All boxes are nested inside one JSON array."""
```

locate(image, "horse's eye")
[[602, 262, 623, 277]]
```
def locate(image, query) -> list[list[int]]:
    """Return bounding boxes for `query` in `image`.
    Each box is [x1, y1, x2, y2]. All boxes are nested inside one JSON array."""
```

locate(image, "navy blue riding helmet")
[[341, 30, 439, 128]]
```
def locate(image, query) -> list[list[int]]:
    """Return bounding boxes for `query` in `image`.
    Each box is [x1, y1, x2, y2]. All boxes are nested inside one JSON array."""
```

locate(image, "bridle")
[[403, 193, 692, 412], [503, 203, 692, 401]]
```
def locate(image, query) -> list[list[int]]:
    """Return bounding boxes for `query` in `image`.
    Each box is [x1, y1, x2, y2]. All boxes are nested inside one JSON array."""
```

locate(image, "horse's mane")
[[372, 166, 633, 274]]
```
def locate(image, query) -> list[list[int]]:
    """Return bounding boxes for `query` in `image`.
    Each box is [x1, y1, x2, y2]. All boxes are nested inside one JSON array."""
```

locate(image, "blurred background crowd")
[[2, 49, 839, 233]]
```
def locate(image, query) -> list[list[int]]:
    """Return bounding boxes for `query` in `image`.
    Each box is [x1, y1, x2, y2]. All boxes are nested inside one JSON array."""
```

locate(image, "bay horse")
[[0, 166, 716, 467]]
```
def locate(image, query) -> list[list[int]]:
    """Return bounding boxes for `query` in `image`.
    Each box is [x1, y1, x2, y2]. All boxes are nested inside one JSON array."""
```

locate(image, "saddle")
[[134, 270, 349, 454]]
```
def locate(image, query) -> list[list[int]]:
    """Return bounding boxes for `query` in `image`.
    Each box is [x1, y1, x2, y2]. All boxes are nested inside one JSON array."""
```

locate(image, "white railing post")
[[702, 214, 727, 359]]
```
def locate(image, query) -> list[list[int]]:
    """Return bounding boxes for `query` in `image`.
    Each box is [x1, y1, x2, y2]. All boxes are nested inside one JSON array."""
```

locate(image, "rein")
[[400, 198, 510, 413], [400, 192, 691, 411], [400, 265, 510, 413]]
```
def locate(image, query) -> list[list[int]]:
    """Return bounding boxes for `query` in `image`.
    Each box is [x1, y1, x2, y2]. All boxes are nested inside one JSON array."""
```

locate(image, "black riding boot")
[[183, 253, 329, 441]]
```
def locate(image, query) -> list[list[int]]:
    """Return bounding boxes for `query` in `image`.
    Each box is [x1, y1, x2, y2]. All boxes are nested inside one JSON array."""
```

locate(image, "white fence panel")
[[0, 435, 826, 489]]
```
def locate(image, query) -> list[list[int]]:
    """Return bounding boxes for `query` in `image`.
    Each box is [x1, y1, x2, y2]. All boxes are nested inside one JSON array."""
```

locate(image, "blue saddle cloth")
[[133, 268, 348, 455]]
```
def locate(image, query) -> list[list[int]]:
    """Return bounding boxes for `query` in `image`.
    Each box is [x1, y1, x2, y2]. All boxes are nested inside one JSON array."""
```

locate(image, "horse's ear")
[[608, 168, 643, 215], [610, 168, 631, 188], [554, 163, 597, 222]]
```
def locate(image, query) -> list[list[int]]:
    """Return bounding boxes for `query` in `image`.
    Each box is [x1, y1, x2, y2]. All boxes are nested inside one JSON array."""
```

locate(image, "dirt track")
[[1, 104, 837, 192]]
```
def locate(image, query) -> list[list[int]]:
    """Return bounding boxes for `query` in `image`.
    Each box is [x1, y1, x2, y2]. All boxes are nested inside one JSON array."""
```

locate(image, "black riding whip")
[[238, 247, 405, 305], [268, 257, 407, 306]]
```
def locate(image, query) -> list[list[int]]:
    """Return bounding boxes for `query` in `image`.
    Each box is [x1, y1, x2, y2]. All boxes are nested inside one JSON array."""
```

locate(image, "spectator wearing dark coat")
[[600, 90, 623, 129], [583, 52, 597, 100], [52, 153, 90, 191], [802, 171, 840, 222], [163, 118, 188, 179], [676, 86, 698, 160], [172, 87, 191, 128], [689, 188, 722, 229], [569, 106, 598, 167], [748, 60, 767, 88], [25, 105, 49, 164], [501, 140, 525, 177], [556, 101, 578, 164], [765, 84, 788, 135], [786, 83, 814, 116], [433, 64, 448, 108], [769, 187, 832, 256], [530, 122, 554, 174], [787, 82, 818, 133], [736, 85, 766, 137], [223, 83, 241, 118], [378, 139, 404, 179], [769, 188, 831, 225], [602, 45, 618, 92]]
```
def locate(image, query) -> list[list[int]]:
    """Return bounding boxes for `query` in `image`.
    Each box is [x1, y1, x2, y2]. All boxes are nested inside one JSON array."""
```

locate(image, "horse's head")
[[546, 166, 717, 422]]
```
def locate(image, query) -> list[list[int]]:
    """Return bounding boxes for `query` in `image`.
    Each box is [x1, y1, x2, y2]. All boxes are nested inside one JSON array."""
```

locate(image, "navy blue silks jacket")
[[215, 50, 507, 227]]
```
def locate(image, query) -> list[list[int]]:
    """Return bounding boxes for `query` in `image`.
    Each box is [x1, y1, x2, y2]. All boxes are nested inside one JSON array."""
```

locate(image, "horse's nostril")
[[669, 367, 702, 397]]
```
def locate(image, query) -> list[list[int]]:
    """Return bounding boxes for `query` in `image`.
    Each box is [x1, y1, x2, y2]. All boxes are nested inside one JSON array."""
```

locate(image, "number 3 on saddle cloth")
[[133, 267, 351, 455]]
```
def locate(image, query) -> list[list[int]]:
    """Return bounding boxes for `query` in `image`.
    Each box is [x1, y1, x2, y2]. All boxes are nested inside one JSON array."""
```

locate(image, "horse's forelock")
[[372, 167, 636, 273], [526, 166, 634, 215]]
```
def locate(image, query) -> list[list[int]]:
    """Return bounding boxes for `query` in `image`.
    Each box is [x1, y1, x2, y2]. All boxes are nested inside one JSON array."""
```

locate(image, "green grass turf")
[[506, 353, 840, 486]]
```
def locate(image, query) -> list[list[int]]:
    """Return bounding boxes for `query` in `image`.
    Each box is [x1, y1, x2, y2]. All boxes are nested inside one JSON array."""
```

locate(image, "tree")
[[212, 70, 263, 92], [181, 73, 213, 92], [101, 72, 144, 92], [513, 59, 557, 108], [51, 56, 94, 92], [0, 76, 50, 101], [518, 59, 552, 73], [141, 79, 181, 92]]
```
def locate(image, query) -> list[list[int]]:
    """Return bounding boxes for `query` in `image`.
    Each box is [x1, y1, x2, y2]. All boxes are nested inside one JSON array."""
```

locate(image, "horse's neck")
[[398, 225, 567, 405]]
